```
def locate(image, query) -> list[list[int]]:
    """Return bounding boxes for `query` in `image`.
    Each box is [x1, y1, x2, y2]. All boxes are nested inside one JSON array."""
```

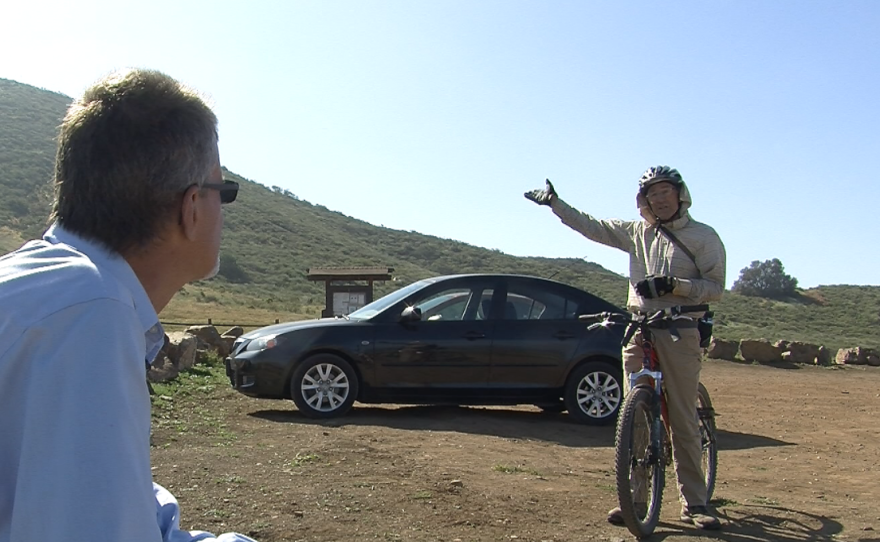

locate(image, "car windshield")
[[348, 279, 432, 320]]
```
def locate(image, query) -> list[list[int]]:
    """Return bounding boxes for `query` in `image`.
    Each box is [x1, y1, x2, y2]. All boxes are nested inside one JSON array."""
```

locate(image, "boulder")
[[148, 354, 178, 383], [159, 333, 177, 361], [705, 338, 738, 361], [169, 333, 199, 371], [219, 336, 236, 357], [148, 332, 198, 382], [185, 324, 231, 356], [816, 346, 832, 366], [222, 326, 244, 338], [836, 347, 864, 365], [739, 339, 783, 363], [186, 324, 223, 348], [778, 341, 823, 364]]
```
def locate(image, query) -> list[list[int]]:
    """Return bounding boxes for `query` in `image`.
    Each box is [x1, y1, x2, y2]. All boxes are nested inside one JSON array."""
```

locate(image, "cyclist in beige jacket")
[[525, 166, 726, 530]]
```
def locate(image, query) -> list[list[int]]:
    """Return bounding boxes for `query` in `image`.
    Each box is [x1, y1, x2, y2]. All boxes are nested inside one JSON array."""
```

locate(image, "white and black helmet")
[[638, 166, 683, 195]]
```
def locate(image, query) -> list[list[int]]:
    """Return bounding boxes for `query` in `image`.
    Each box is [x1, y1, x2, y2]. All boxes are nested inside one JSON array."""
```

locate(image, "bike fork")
[[628, 368, 666, 466], [649, 392, 665, 466]]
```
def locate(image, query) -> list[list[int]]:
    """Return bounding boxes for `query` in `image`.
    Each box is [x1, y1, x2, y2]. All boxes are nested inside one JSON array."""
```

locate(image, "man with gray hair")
[[0, 69, 252, 541]]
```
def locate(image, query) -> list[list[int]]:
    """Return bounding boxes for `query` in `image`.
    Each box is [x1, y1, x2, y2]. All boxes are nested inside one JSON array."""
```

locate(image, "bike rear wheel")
[[697, 382, 718, 501], [615, 386, 665, 538]]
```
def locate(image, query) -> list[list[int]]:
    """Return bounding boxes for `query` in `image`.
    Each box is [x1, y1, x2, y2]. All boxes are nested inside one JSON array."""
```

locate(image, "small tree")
[[732, 258, 799, 299]]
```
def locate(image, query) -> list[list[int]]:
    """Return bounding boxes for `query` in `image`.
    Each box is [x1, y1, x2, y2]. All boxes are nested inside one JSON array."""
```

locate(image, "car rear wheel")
[[290, 354, 359, 419], [564, 361, 623, 425]]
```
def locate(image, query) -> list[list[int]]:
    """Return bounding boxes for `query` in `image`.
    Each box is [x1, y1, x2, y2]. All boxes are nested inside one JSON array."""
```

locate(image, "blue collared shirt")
[[0, 225, 254, 542]]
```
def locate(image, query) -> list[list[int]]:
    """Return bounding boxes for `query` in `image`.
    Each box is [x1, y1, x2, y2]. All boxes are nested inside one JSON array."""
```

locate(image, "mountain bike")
[[580, 305, 718, 538]]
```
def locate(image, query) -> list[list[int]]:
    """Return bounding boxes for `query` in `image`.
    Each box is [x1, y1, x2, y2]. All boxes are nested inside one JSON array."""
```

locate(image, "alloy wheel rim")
[[301, 363, 350, 412], [576, 370, 622, 419]]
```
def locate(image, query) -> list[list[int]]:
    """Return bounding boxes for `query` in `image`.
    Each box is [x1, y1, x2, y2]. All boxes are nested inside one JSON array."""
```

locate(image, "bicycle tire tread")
[[615, 386, 664, 538], [697, 382, 718, 501]]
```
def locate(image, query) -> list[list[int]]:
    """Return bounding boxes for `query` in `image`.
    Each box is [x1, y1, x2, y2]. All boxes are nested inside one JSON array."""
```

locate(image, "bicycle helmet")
[[638, 166, 683, 195]]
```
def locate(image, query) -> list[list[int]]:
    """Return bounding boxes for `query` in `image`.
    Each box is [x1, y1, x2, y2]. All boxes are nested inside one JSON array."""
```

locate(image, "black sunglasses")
[[200, 179, 239, 204]]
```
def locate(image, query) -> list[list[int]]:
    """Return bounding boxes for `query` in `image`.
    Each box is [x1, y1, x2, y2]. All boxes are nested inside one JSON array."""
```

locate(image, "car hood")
[[241, 317, 358, 339]]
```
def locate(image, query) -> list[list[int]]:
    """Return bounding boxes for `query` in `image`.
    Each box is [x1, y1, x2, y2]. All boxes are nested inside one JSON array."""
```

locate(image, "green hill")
[[2, 77, 878, 352]]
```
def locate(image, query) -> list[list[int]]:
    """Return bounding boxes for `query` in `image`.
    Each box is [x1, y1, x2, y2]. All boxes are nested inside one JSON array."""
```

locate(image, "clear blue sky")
[[2, 1, 878, 289]]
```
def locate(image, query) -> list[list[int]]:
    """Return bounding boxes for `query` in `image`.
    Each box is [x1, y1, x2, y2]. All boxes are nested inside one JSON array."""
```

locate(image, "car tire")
[[564, 360, 623, 425], [290, 354, 359, 419]]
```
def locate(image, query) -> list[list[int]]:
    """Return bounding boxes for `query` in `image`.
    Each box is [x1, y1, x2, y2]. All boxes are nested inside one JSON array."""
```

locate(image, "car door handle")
[[463, 331, 486, 340], [553, 331, 577, 340]]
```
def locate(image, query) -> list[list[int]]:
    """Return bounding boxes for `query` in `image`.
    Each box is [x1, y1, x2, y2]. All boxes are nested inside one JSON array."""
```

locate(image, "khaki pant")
[[623, 326, 706, 507]]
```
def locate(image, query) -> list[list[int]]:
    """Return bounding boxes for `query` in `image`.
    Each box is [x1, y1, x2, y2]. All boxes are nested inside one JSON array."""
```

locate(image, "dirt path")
[[151, 360, 880, 542]]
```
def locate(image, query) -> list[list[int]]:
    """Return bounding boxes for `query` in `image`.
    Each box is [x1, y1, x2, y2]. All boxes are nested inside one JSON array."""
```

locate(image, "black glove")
[[524, 179, 557, 206], [635, 275, 677, 299]]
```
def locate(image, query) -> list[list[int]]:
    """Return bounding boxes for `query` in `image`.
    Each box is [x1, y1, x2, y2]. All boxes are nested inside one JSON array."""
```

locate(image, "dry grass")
[[159, 287, 322, 333]]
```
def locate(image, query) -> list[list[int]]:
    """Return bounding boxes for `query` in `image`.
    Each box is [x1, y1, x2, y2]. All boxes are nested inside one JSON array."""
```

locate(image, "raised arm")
[[525, 179, 637, 253]]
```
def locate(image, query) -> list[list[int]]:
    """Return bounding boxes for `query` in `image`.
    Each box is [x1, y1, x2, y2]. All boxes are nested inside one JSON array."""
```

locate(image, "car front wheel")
[[564, 361, 623, 425], [290, 354, 359, 419]]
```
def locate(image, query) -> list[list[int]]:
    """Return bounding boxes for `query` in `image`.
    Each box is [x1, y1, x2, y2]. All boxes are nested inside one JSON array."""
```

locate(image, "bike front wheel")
[[615, 386, 665, 538], [697, 382, 718, 501]]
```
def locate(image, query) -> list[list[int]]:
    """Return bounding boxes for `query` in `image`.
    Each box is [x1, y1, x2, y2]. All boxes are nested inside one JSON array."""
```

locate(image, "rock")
[[836, 347, 861, 365], [148, 354, 179, 383], [778, 341, 822, 364], [835, 347, 879, 366], [706, 338, 738, 361], [816, 346, 832, 366], [739, 339, 783, 363], [185, 325, 229, 356], [222, 326, 244, 338], [169, 332, 199, 371], [160, 333, 177, 361], [832, 347, 878, 366], [220, 336, 236, 357], [186, 324, 222, 348]]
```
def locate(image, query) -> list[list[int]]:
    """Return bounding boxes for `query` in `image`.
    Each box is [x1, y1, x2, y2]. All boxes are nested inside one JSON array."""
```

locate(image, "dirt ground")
[[150, 360, 880, 542]]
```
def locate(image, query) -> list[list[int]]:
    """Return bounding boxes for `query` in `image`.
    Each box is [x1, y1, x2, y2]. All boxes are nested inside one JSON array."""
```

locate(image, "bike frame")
[[580, 304, 716, 537], [578, 305, 717, 538], [629, 330, 671, 468]]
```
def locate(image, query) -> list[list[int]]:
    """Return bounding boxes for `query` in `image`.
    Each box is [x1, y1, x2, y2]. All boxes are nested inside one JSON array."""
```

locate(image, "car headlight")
[[245, 334, 284, 352]]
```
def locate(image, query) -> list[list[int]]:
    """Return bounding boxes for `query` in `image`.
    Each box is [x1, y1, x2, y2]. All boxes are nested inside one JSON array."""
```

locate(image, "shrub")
[[732, 258, 799, 299]]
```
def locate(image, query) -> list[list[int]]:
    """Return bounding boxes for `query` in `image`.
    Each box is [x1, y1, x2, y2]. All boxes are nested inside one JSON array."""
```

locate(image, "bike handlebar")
[[578, 304, 709, 324], [578, 305, 710, 345]]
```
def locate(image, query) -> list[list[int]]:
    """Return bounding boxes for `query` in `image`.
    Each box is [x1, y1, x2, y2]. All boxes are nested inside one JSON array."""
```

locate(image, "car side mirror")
[[399, 306, 422, 323]]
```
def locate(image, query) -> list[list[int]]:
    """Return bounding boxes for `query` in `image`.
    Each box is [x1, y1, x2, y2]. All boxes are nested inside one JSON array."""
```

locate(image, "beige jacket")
[[550, 180, 726, 313]]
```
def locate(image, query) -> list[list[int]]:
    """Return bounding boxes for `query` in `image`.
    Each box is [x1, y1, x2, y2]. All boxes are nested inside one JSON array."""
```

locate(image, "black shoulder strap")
[[657, 225, 698, 269]]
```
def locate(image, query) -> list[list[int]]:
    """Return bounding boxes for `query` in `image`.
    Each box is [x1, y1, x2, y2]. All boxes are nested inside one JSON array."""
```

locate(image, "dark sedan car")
[[226, 274, 626, 424]]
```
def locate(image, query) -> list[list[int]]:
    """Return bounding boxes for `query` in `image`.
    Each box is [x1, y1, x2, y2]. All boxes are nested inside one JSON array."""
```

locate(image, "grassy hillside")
[[1, 77, 878, 352], [0, 79, 66, 242]]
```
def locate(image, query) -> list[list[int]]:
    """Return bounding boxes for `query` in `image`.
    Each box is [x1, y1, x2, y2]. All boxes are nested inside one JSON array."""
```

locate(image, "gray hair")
[[51, 68, 218, 255]]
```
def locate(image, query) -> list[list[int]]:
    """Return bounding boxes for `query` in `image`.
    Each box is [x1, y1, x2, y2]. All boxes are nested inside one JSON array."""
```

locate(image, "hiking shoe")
[[680, 505, 721, 530], [606, 507, 625, 526]]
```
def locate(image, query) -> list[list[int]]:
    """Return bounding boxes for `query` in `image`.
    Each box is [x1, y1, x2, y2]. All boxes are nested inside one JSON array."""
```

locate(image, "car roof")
[[423, 273, 580, 288], [421, 274, 624, 311]]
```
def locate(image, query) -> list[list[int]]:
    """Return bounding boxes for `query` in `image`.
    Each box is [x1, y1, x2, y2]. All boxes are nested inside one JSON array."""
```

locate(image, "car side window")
[[505, 285, 579, 320], [473, 290, 495, 321], [414, 289, 472, 321]]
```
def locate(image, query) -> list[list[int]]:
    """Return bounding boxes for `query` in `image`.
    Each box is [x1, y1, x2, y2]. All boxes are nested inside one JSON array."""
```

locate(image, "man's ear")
[[179, 185, 201, 241]]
